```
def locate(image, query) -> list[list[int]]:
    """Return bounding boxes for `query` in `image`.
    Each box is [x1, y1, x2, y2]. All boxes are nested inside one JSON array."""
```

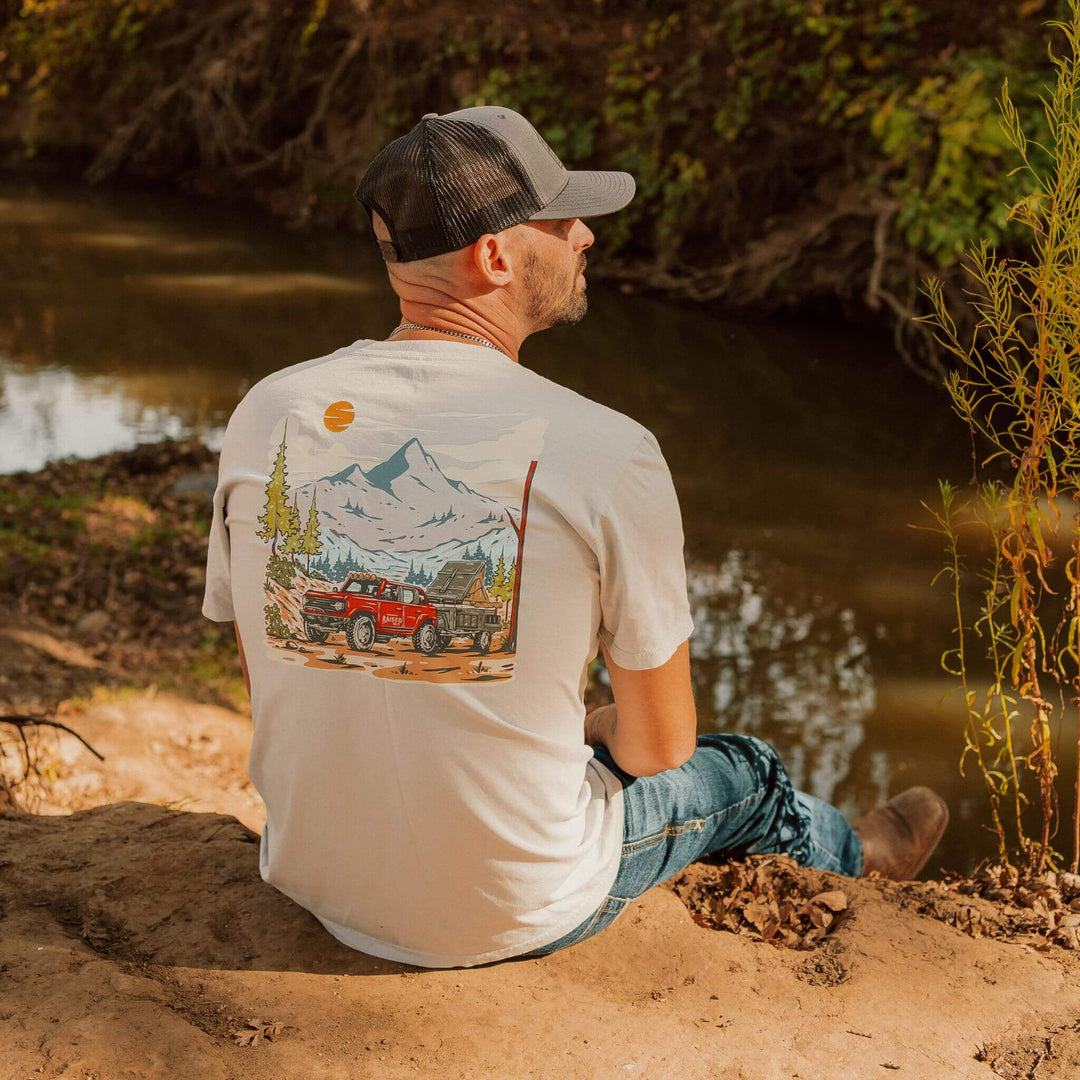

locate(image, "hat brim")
[[528, 170, 636, 220]]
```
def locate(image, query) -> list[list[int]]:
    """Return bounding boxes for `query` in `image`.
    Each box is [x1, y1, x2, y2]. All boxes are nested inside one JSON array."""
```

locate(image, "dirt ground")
[[2, 690, 1080, 1080], [269, 636, 515, 682], [3, 441, 1080, 1078]]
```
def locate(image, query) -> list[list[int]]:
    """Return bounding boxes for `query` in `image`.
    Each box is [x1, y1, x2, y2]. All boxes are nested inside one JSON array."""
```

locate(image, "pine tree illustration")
[[281, 493, 303, 567], [257, 419, 291, 556], [301, 485, 323, 574]]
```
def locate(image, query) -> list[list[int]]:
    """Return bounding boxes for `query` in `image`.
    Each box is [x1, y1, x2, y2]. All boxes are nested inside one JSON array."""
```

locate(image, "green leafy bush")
[[264, 554, 294, 591], [264, 602, 290, 639]]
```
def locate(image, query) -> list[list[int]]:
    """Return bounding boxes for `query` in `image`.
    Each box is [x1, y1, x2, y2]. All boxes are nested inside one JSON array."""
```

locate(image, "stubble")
[[523, 247, 588, 329]]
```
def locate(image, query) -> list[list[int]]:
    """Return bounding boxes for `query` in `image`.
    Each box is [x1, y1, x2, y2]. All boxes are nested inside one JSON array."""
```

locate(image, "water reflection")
[[689, 551, 878, 809], [0, 176, 400, 469], [0, 364, 212, 473], [62, 231, 244, 256], [129, 272, 374, 297]]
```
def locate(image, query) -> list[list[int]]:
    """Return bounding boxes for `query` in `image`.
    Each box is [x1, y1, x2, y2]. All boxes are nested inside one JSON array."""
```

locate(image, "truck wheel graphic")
[[304, 621, 329, 644], [346, 613, 376, 652], [413, 621, 439, 655], [473, 631, 492, 654]]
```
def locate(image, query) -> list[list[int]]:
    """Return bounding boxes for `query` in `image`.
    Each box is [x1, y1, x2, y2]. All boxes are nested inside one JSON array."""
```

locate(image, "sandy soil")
[[3, 692, 1080, 1079], [269, 637, 515, 683], [6, 689, 262, 829]]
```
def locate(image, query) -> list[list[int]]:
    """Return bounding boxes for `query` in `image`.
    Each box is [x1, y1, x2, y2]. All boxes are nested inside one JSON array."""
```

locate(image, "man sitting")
[[202, 106, 948, 967]]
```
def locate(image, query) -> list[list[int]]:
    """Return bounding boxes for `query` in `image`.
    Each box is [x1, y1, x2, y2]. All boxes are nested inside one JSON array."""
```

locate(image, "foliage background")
[[0, 0, 1071, 370]]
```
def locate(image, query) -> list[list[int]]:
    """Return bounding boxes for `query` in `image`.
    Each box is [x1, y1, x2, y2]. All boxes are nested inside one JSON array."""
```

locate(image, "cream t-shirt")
[[202, 337, 695, 967]]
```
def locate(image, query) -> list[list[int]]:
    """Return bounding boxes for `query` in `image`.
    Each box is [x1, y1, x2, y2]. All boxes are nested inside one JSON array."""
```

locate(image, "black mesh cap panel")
[[355, 118, 545, 262]]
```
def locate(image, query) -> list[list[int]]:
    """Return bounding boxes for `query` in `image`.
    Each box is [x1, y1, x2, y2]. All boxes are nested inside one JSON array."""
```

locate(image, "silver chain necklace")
[[388, 322, 503, 352]]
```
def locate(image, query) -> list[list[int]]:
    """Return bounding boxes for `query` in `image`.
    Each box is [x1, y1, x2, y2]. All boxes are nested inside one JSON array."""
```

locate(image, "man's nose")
[[573, 220, 595, 251]]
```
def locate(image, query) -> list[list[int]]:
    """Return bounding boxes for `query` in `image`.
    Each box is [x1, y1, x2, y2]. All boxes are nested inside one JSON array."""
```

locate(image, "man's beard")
[[523, 249, 588, 329]]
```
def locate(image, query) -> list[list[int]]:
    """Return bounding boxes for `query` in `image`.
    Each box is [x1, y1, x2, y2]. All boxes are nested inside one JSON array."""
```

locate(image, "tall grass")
[[919, 0, 1080, 874]]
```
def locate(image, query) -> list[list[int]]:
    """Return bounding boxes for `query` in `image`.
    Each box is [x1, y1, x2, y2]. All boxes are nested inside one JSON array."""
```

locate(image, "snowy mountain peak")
[[365, 438, 441, 495], [325, 462, 364, 485]]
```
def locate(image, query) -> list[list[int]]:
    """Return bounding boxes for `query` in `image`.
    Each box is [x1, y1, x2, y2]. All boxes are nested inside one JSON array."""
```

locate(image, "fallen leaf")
[[743, 901, 772, 930], [759, 919, 780, 942], [810, 890, 848, 912]]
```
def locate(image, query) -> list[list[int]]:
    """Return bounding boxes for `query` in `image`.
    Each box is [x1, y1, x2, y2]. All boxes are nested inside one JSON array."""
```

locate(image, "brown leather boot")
[[852, 786, 949, 880]]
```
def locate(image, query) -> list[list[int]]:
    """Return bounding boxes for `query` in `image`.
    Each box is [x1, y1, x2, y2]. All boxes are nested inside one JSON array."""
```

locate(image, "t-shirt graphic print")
[[258, 406, 545, 682]]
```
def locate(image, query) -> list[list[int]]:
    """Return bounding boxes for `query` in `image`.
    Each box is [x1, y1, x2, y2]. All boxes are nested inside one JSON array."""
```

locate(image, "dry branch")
[[0, 715, 105, 776]]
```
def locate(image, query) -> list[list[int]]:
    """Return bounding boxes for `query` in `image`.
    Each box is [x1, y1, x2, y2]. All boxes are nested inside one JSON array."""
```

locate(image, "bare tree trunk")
[[507, 460, 538, 653]]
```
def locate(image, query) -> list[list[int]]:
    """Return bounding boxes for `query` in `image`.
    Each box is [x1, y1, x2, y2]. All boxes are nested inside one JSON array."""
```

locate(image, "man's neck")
[[390, 303, 525, 362]]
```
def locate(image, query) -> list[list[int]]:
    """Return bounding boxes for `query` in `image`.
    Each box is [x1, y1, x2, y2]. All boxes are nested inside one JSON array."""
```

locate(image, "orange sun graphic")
[[323, 400, 355, 432]]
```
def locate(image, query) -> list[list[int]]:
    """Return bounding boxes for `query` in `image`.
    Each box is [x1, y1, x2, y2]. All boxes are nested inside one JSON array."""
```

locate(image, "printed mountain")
[[294, 438, 520, 578]]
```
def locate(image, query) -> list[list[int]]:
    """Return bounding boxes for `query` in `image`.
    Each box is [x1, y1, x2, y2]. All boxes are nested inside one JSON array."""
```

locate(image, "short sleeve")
[[594, 431, 695, 670], [202, 477, 236, 623]]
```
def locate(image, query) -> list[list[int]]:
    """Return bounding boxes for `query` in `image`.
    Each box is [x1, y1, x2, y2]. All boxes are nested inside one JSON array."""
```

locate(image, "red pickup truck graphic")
[[302, 571, 441, 654]]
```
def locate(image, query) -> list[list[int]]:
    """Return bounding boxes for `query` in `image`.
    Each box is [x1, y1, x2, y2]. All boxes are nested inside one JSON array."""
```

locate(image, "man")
[[202, 106, 948, 968]]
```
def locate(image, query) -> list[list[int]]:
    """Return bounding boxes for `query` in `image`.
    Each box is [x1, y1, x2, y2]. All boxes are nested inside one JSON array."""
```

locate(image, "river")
[[0, 176, 1016, 874]]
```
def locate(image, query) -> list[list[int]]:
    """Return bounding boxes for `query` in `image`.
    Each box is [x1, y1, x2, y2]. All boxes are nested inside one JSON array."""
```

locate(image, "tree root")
[[1, 714, 104, 782]]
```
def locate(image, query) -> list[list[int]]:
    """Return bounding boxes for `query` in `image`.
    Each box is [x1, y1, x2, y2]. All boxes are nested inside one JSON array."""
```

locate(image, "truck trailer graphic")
[[427, 560, 504, 653], [259, 413, 543, 682], [301, 561, 503, 656]]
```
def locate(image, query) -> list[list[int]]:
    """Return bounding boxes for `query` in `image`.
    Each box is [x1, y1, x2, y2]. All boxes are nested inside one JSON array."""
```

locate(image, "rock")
[[170, 470, 218, 500], [73, 609, 112, 638]]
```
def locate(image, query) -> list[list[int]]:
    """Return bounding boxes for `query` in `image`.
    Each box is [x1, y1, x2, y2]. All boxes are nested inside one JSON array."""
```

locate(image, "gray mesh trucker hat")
[[354, 106, 635, 262]]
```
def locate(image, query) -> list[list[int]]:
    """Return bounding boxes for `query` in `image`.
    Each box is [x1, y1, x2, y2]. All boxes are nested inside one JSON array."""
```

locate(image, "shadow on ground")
[[1, 801, 403, 976]]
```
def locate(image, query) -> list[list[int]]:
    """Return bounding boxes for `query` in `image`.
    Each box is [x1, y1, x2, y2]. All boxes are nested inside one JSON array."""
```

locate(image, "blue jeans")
[[521, 733, 864, 958]]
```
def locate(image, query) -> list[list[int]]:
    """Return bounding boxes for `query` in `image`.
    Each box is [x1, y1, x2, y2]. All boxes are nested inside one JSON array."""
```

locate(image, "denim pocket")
[[621, 818, 706, 856], [522, 895, 628, 958], [565, 896, 627, 946]]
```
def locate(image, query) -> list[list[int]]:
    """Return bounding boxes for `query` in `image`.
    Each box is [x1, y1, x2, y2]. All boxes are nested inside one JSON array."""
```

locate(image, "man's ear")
[[371, 210, 392, 243], [471, 233, 515, 287]]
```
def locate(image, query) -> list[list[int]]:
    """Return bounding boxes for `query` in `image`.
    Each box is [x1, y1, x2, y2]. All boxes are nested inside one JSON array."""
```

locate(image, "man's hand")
[[584, 703, 618, 748]]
